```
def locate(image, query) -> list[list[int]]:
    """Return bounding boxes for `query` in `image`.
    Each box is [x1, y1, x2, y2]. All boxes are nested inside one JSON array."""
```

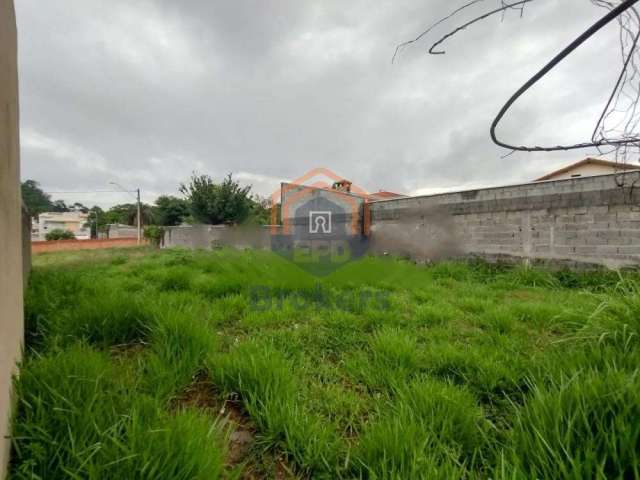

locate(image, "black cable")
[[490, 0, 640, 151]]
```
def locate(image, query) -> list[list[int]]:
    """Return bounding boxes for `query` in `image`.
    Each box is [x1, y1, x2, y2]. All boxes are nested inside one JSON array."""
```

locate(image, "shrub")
[[44, 228, 75, 241], [143, 225, 165, 248]]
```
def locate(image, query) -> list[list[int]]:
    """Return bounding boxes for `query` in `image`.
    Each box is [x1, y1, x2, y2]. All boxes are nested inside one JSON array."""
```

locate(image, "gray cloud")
[[16, 0, 625, 207]]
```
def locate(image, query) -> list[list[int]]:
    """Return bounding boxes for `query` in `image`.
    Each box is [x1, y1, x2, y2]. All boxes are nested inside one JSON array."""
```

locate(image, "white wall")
[[544, 163, 638, 181]]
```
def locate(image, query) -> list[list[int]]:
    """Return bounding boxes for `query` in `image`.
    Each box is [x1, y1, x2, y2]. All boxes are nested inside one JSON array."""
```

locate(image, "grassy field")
[[10, 247, 640, 479]]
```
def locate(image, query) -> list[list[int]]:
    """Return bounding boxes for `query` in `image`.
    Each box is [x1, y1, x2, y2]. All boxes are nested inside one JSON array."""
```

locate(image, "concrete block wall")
[[163, 225, 279, 250], [369, 172, 640, 268], [107, 224, 138, 239], [164, 174, 640, 269], [164, 225, 230, 249], [0, 1, 22, 477]]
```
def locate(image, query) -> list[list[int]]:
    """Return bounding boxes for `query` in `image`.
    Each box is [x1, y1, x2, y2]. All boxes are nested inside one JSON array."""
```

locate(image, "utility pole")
[[93, 209, 99, 239], [136, 188, 141, 245], [109, 182, 141, 244]]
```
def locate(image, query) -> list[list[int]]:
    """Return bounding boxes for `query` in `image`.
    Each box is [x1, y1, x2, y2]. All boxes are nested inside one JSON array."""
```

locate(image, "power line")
[[44, 190, 136, 194]]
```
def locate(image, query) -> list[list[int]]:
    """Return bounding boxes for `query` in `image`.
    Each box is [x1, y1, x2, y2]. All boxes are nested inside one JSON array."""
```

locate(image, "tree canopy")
[[153, 195, 190, 226], [21, 180, 91, 216], [21, 180, 54, 216], [23, 173, 274, 229], [180, 173, 253, 225], [103, 203, 154, 226]]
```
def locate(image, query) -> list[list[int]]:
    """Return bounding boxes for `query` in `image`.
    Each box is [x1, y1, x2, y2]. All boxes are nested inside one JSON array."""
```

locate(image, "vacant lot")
[[11, 248, 640, 479]]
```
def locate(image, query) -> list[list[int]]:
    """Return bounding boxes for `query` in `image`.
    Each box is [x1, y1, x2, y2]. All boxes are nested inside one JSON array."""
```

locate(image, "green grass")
[[10, 247, 640, 479]]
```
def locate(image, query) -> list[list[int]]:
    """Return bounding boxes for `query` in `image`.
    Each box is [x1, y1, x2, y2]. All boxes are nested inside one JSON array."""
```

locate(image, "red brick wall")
[[32, 237, 146, 254]]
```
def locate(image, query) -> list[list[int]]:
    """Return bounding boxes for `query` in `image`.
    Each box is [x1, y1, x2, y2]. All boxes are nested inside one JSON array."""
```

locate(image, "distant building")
[[327, 177, 406, 202], [332, 179, 353, 193], [33, 211, 90, 241], [535, 158, 639, 182], [367, 190, 408, 201]]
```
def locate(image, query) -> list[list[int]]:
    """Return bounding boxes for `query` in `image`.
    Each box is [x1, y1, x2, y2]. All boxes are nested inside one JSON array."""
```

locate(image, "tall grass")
[[13, 248, 640, 479], [353, 378, 488, 479], [500, 371, 640, 479], [11, 345, 225, 479], [209, 341, 344, 477], [145, 307, 218, 402]]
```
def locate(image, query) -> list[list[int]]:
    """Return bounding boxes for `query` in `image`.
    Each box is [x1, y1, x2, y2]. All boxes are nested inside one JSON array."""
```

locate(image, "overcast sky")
[[16, 0, 624, 208]]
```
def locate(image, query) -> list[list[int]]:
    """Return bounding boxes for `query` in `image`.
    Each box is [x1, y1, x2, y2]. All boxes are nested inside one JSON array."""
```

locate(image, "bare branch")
[[392, 0, 490, 63], [395, 0, 640, 160], [429, 1, 533, 55]]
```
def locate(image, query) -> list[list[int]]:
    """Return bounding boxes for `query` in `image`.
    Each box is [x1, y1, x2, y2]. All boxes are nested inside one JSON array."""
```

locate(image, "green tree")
[[153, 195, 189, 226], [21, 180, 52, 216], [87, 206, 108, 238], [70, 202, 89, 214], [105, 203, 155, 226], [45, 229, 75, 241], [245, 195, 274, 225], [21, 179, 72, 215], [50, 199, 69, 213], [143, 225, 165, 247], [179, 173, 253, 224], [104, 204, 136, 225]]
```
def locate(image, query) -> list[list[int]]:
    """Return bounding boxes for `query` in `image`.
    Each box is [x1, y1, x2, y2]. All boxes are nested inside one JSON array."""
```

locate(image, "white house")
[[34, 211, 90, 241], [535, 158, 639, 182]]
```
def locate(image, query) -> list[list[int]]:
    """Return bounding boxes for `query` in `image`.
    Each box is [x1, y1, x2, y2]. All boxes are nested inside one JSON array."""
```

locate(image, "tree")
[[179, 173, 253, 225], [153, 195, 190, 226], [87, 206, 108, 238], [104, 203, 155, 226], [21, 180, 52, 216], [21, 179, 73, 215], [45, 229, 75, 241], [104, 204, 136, 225], [143, 225, 165, 247], [50, 199, 69, 213], [70, 202, 89, 214], [245, 195, 273, 225]]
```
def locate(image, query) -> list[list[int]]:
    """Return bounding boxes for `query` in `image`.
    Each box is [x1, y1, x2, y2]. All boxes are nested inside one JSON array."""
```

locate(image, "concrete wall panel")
[[370, 172, 640, 268], [0, 0, 22, 476]]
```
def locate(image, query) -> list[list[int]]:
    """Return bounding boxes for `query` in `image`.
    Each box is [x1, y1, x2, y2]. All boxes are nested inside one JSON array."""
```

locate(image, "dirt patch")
[[173, 373, 301, 479], [241, 454, 299, 480], [109, 341, 146, 359], [172, 373, 256, 471], [220, 396, 256, 466]]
